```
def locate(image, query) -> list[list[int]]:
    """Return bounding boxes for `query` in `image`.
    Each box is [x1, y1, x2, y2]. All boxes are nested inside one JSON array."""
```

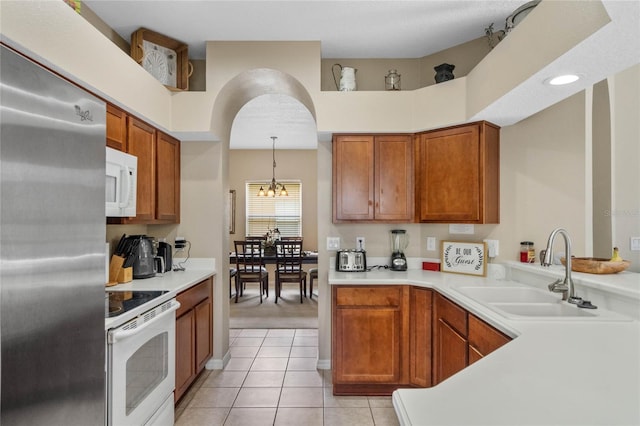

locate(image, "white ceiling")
[[84, 1, 639, 149], [230, 95, 317, 150], [84, 1, 529, 60]]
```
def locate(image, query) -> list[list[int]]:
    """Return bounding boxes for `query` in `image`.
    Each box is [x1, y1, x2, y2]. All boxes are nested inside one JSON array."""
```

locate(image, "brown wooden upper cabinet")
[[106, 104, 127, 151], [156, 131, 181, 223], [106, 104, 181, 224], [127, 117, 157, 223], [415, 121, 500, 224], [333, 134, 413, 223]]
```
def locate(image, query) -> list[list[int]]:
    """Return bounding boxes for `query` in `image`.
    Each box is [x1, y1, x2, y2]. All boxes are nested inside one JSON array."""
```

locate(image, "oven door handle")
[[108, 300, 180, 344]]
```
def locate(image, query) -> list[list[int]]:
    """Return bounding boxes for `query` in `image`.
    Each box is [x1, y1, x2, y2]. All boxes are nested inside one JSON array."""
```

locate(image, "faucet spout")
[[541, 228, 581, 304]]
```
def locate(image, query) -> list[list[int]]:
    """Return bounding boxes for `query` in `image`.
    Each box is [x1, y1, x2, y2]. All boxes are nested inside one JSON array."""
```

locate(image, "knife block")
[[108, 255, 132, 285], [117, 267, 133, 284]]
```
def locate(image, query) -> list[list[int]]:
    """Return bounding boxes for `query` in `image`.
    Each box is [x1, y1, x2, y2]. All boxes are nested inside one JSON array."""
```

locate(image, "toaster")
[[336, 249, 367, 272]]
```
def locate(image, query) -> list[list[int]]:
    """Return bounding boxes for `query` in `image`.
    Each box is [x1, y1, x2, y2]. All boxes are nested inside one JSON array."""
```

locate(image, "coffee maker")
[[390, 229, 408, 271]]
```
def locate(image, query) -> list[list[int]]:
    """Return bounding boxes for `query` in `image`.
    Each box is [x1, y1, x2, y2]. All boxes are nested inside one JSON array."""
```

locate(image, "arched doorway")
[[209, 67, 319, 356]]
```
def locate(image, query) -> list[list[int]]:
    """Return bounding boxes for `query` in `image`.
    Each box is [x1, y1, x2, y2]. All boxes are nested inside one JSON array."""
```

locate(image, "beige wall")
[[593, 80, 612, 258], [491, 92, 587, 260], [610, 64, 640, 271], [228, 149, 318, 252], [320, 37, 492, 92]]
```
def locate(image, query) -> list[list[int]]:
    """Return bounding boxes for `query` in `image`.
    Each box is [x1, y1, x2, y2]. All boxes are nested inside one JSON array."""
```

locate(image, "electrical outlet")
[[175, 237, 186, 249], [356, 237, 365, 250], [427, 237, 436, 251], [631, 237, 640, 251], [484, 239, 499, 258], [327, 237, 340, 251]]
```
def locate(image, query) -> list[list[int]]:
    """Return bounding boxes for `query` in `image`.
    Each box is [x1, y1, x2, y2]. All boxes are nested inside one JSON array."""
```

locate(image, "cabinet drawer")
[[177, 278, 212, 317], [435, 294, 467, 336], [468, 314, 510, 356], [335, 286, 402, 307]]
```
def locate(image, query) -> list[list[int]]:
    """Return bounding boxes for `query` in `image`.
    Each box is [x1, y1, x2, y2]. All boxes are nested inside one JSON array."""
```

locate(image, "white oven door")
[[108, 300, 179, 426]]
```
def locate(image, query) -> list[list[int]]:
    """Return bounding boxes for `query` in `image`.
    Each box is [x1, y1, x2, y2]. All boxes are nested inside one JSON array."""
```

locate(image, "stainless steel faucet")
[[541, 228, 581, 304]]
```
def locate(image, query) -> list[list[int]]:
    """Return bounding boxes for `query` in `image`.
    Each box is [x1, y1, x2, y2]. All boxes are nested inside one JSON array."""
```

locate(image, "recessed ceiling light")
[[546, 74, 581, 86]]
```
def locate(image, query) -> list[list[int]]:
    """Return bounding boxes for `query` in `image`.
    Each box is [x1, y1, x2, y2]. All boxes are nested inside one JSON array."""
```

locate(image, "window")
[[246, 181, 302, 237]]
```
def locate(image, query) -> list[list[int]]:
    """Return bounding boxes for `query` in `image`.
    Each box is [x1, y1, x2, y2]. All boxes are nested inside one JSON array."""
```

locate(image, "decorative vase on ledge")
[[434, 63, 455, 84]]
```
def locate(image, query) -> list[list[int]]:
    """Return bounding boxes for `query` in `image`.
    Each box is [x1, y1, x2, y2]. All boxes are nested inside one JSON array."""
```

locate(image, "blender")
[[390, 229, 409, 271]]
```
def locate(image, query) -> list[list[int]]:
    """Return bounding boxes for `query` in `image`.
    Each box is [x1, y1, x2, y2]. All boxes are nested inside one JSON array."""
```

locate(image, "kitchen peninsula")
[[329, 264, 640, 426]]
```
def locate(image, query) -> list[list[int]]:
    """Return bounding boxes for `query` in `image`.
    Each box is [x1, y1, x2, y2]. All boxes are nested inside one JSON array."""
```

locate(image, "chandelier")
[[257, 136, 288, 197]]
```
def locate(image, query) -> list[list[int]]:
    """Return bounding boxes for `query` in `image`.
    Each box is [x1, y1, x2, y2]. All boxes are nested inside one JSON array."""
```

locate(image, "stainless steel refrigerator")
[[1, 45, 106, 425]]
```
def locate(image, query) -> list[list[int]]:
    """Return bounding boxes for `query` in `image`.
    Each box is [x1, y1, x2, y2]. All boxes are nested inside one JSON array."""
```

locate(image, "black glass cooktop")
[[106, 290, 168, 318]]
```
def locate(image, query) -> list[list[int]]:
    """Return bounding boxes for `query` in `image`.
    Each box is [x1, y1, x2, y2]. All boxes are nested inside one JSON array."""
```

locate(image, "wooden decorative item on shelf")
[[561, 257, 631, 274], [130, 28, 192, 91]]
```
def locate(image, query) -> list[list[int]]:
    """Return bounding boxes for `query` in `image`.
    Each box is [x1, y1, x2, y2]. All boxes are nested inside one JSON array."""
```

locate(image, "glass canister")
[[520, 241, 535, 263], [385, 69, 401, 91]]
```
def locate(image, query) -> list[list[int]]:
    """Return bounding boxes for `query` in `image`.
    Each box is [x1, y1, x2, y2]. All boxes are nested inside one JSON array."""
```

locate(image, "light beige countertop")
[[328, 264, 640, 426], [105, 258, 216, 330]]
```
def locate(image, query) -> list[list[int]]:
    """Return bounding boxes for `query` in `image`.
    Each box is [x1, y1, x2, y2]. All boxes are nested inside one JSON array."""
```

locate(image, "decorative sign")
[[441, 241, 487, 276], [228, 190, 236, 234]]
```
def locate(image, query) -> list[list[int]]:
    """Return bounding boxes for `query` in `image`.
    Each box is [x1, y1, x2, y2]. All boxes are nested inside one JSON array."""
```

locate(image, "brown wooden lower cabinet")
[[332, 285, 409, 395], [468, 313, 511, 365], [432, 293, 511, 385], [332, 285, 511, 395], [433, 292, 469, 384], [175, 277, 213, 402], [409, 286, 432, 387]]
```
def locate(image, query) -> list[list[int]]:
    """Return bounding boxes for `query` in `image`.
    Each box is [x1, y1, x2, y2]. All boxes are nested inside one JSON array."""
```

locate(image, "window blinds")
[[246, 182, 302, 237]]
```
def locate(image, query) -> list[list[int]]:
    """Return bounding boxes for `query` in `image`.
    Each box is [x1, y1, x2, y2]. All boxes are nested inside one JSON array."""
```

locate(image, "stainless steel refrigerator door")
[[1, 45, 106, 425]]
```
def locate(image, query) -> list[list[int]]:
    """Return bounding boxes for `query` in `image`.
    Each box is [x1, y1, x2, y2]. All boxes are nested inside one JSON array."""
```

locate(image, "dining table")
[[229, 250, 318, 265]]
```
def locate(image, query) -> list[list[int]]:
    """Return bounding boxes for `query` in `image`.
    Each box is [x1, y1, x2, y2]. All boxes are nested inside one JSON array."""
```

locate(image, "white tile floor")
[[175, 328, 400, 426]]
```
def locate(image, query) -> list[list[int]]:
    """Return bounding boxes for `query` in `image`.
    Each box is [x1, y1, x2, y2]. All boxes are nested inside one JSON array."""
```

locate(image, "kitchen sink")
[[453, 286, 561, 303], [451, 285, 633, 321], [488, 302, 596, 318]]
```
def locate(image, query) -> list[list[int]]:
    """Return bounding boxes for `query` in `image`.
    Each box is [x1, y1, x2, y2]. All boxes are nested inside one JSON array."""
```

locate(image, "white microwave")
[[106, 147, 137, 217]]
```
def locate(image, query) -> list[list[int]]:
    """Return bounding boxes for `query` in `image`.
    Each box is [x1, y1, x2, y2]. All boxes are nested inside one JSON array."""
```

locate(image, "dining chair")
[[240, 236, 268, 291], [233, 240, 269, 303], [308, 267, 318, 299], [229, 267, 237, 298], [274, 239, 307, 303]]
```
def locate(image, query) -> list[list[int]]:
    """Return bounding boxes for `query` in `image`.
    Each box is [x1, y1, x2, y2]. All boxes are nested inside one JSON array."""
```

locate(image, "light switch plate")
[[427, 237, 436, 251], [327, 237, 340, 251], [484, 239, 499, 257], [631, 237, 640, 251]]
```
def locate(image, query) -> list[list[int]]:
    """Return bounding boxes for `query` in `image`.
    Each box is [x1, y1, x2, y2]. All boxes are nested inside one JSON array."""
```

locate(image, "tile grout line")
[[179, 327, 342, 426]]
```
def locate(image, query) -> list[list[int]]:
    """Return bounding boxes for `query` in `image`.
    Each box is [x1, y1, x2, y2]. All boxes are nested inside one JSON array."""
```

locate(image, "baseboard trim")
[[317, 358, 331, 370], [206, 349, 231, 370]]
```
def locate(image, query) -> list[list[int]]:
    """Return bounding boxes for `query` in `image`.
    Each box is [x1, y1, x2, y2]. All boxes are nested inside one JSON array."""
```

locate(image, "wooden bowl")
[[560, 257, 630, 274]]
